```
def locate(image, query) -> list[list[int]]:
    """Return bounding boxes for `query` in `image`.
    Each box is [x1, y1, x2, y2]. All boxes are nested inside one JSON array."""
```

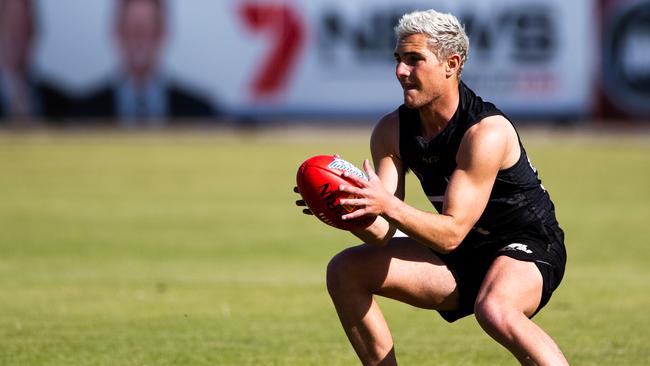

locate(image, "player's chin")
[[403, 96, 421, 109], [403, 91, 422, 109]]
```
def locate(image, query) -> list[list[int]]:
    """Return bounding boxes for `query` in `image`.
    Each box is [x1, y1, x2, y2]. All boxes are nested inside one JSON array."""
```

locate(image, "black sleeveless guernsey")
[[398, 81, 560, 246]]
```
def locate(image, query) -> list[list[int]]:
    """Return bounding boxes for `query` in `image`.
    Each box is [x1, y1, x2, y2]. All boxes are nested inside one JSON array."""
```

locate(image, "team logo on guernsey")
[[501, 243, 533, 254], [328, 158, 368, 180], [422, 155, 439, 163]]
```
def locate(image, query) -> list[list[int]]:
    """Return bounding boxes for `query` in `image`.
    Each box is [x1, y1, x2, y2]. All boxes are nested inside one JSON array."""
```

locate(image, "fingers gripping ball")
[[296, 155, 376, 231]]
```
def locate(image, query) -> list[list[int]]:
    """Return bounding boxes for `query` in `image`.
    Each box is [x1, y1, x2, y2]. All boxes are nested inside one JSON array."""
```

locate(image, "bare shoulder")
[[459, 115, 519, 169], [370, 109, 400, 155], [465, 115, 514, 142]]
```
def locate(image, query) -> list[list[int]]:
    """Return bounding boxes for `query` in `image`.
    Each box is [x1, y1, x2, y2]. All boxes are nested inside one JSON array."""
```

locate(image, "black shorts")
[[436, 222, 567, 323]]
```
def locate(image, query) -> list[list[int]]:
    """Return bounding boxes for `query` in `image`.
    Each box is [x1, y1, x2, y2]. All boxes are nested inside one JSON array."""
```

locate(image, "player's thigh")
[[476, 256, 543, 317], [328, 237, 458, 311]]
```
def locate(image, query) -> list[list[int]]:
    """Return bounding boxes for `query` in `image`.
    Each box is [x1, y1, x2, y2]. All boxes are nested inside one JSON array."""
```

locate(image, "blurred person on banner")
[[77, 0, 218, 127], [0, 0, 71, 124]]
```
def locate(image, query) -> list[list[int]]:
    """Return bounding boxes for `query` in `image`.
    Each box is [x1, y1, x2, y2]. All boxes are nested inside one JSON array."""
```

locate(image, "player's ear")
[[445, 54, 461, 78]]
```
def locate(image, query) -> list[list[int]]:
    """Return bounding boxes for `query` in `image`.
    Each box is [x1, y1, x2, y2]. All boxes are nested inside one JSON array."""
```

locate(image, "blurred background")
[[0, 0, 648, 127]]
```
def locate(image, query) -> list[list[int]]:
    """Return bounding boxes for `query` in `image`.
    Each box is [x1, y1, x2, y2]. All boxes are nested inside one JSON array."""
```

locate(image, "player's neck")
[[417, 82, 460, 140]]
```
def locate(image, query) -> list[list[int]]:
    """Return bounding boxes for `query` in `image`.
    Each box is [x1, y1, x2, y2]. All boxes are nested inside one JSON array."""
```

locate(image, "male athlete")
[[295, 9, 567, 365]]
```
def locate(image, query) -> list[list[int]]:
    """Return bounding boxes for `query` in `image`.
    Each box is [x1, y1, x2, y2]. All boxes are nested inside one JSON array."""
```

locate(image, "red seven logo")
[[239, 3, 305, 99]]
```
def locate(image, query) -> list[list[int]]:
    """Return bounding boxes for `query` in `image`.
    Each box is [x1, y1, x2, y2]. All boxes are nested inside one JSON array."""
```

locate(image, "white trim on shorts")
[[393, 229, 408, 238]]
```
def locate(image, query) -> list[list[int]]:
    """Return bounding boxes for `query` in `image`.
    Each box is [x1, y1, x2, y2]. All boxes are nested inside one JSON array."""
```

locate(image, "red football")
[[296, 155, 376, 231]]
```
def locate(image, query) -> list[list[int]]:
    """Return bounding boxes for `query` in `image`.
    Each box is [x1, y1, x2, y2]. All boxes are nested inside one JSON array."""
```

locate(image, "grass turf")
[[0, 129, 648, 365]]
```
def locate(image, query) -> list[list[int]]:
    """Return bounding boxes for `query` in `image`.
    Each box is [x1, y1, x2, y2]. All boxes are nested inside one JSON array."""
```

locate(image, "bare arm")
[[341, 115, 519, 253], [350, 110, 405, 246]]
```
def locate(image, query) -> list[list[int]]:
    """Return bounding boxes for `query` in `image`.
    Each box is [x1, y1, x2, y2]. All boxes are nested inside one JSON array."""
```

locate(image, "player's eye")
[[403, 55, 422, 66]]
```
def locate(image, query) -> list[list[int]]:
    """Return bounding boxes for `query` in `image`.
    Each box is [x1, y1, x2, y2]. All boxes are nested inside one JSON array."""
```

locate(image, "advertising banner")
[[31, 0, 597, 121], [599, 0, 650, 118]]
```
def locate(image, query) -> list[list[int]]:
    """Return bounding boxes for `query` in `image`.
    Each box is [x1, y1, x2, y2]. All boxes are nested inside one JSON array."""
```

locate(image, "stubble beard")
[[403, 89, 433, 110]]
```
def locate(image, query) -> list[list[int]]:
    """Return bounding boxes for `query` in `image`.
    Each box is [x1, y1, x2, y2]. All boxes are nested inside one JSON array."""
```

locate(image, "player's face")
[[394, 33, 447, 109]]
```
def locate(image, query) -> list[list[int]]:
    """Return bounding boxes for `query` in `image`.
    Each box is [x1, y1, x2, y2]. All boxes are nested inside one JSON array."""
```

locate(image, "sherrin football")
[[296, 155, 376, 231]]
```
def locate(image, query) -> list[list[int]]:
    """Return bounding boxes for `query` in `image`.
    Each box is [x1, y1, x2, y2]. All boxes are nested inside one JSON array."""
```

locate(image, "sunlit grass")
[[0, 129, 648, 365]]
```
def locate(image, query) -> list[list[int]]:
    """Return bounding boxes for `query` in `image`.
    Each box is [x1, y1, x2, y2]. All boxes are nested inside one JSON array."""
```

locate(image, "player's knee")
[[326, 247, 365, 297], [474, 296, 517, 338], [326, 248, 353, 294]]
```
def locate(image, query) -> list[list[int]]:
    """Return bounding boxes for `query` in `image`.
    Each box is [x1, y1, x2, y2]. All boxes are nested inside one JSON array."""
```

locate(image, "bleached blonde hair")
[[395, 9, 469, 76]]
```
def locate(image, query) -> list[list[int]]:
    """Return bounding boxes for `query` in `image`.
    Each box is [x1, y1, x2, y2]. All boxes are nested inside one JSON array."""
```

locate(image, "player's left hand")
[[293, 186, 313, 215], [294, 153, 344, 216], [338, 159, 395, 221]]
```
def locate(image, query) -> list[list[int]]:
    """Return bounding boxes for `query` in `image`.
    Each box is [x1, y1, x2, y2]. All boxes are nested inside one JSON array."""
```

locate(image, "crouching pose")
[[296, 9, 568, 366]]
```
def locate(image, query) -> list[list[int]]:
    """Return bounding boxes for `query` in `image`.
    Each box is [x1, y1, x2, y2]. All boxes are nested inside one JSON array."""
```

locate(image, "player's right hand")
[[293, 186, 313, 215]]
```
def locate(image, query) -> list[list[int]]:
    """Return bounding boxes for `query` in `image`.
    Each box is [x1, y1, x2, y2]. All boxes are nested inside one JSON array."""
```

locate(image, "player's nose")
[[395, 61, 410, 79]]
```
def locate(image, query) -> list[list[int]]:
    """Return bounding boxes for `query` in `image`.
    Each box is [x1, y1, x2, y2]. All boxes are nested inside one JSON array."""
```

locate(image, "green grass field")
[[0, 129, 649, 365]]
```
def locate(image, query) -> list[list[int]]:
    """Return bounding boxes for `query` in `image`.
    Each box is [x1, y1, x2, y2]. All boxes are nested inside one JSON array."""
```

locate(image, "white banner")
[[35, 0, 597, 120]]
